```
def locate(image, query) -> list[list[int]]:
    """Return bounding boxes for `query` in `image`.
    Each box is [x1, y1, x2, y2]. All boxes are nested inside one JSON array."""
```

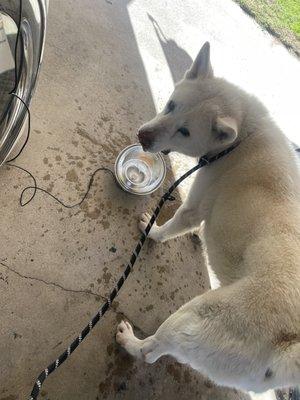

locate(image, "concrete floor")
[[0, 0, 299, 399]]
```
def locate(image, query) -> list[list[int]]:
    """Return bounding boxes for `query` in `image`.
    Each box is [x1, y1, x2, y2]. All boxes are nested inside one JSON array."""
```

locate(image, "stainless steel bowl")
[[115, 144, 166, 195]]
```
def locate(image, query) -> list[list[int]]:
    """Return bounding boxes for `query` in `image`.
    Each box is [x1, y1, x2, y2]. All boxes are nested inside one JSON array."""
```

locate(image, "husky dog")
[[116, 42, 300, 392]]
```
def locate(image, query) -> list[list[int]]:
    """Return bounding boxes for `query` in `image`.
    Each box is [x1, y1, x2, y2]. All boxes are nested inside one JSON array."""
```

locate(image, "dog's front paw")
[[116, 320, 134, 347], [139, 212, 161, 241]]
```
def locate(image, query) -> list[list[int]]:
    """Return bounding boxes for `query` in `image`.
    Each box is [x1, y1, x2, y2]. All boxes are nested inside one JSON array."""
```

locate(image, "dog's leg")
[[116, 285, 285, 392], [116, 321, 165, 363], [116, 297, 216, 371], [139, 169, 212, 242], [139, 204, 203, 242]]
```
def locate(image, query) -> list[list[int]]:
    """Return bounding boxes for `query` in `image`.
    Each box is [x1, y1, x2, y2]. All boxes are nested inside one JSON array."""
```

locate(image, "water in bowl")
[[123, 159, 152, 188]]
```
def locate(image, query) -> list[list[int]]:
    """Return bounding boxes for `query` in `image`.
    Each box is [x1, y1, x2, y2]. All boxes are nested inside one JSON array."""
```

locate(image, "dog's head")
[[138, 42, 240, 157]]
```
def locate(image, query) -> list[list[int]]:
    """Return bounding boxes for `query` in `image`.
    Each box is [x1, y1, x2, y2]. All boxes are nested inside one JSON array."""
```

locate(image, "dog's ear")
[[212, 116, 238, 144], [185, 42, 213, 80]]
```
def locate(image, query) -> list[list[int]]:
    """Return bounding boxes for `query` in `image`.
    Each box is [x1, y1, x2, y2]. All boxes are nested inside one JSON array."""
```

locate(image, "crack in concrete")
[[0, 261, 148, 335], [0, 261, 106, 300]]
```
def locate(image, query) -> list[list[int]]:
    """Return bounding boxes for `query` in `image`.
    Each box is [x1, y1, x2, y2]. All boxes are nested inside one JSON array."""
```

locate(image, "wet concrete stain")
[[98, 340, 137, 399], [43, 173, 50, 181], [106, 343, 114, 356], [100, 219, 110, 229], [66, 169, 79, 183], [66, 153, 82, 161], [47, 146, 61, 152], [170, 288, 179, 301], [166, 363, 182, 383], [0, 396, 18, 400], [204, 378, 214, 388], [183, 369, 192, 384], [101, 115, 111, 122], [101, 267, 112, 285], [0, 272, 8, 284], [12, 332, 22, 340], [46, 182, 54, 193], [75, 126, 99, 146], [80, 202, 101, 220]]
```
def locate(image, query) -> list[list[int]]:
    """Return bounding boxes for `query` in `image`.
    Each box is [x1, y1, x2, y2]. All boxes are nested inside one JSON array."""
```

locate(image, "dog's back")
[[202, 111, 300, 389]]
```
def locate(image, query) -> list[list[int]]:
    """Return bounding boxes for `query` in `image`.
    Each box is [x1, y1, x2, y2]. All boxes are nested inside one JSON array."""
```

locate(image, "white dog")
[[116, 42, 300, 393]]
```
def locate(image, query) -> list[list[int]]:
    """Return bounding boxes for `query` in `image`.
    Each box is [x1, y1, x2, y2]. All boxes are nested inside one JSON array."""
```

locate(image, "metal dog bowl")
[[115, 144, 166, 195]]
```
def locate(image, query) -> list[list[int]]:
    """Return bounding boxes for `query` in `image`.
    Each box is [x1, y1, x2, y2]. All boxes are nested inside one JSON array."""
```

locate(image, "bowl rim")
[[114, 143, 167, 195]]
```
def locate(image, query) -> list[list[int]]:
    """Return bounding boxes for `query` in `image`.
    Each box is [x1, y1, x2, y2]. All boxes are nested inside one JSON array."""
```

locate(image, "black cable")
[[8, 163, 116, 207], [6, 93, 31, 162], [7, 163, 37, 206]]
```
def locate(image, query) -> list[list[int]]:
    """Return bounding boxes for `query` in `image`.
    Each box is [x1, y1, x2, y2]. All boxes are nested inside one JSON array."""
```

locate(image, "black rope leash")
[[29, 143, 238, 400]]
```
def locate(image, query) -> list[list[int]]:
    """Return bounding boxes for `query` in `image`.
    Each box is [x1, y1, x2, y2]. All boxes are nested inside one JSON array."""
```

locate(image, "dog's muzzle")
[[137, 129, 156, 151]]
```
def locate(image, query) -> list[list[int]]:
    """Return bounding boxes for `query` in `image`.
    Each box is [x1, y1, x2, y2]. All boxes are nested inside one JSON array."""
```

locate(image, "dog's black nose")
[[137, 129, 155, 150]]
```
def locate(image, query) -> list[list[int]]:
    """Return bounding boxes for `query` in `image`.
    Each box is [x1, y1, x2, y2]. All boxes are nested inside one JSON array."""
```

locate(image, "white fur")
[[116, 42, 300, 393]]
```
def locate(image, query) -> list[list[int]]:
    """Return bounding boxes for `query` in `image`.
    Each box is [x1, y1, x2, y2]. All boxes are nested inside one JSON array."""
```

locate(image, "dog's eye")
[[165, 100, 176, 114], [177, 127, 190, 137]]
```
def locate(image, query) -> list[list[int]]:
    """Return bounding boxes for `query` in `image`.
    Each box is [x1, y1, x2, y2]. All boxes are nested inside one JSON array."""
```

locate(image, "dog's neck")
[[202, 136, 241, 162], [201, 140, 241, 164]]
